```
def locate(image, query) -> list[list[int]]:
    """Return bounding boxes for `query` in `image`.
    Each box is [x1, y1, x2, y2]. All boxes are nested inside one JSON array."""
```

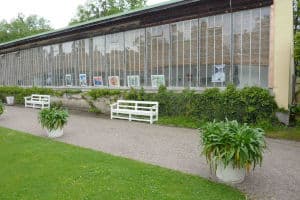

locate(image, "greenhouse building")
[[0, 0, 294, 108]]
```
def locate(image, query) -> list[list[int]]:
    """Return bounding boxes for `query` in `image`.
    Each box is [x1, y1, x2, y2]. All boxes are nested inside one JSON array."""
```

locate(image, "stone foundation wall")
[[51, 94, 117, 114]]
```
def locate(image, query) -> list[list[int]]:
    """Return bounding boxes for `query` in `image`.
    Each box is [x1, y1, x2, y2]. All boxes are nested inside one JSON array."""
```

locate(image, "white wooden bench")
[[24, 94, 51, 109], [110, 100, 159, 124]]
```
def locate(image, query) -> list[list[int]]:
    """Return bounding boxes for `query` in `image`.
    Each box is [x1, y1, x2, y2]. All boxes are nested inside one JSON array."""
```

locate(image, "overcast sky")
[[0, 0, 166, 29]]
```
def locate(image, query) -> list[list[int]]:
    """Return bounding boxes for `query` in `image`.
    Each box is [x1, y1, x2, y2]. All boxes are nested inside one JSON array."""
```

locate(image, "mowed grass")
[[158, 116, 300, 141], [266, 127, 300, 141], [0, 127, 245, 200]]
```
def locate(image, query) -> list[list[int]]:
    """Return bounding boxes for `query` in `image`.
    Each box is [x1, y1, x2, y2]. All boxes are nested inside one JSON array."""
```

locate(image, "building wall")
[[0, 7, 271, 91], [271, 0, 294, 109]]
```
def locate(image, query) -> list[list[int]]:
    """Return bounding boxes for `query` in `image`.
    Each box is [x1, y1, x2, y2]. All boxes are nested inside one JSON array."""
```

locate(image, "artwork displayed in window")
[[65, 74, 72, 86], [211, 65, 225, 83], [93, 76, 103, 86], [46, 76, 52, 86], [127, 75, 140, 87], [151, 75, 165, 87], [0, 7, 270, 89], [79, 74, 87, 87], [108, 76, 120, 87]]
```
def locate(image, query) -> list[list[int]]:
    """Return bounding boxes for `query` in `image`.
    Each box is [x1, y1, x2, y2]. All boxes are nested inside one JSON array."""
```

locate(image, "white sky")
[[0, 0, 167, 29]]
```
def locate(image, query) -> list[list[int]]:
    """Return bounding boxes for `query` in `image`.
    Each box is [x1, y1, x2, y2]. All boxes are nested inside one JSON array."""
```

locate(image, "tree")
[[69, 0, 147, 25], [0, 13, 52, 44]]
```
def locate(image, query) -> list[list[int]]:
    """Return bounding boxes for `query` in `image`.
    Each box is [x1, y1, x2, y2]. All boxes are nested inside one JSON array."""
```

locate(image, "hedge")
[[0, 85, 278, 124], [124, 85, 278, 124], [0, 86, 81, 104]]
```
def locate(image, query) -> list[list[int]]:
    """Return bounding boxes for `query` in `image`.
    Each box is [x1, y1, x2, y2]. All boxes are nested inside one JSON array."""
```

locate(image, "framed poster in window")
[[108, 76, 120, 87], [79, 74, 87, 87], [211, 64, 225, 83], [65, 74, 72, 86], [151, 75, 165, 87], [127, 75, 140, 87], [93, 76, 103, 87]]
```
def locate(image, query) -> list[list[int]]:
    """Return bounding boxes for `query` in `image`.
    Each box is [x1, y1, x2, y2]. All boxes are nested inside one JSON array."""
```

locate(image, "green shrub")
[[56, 89, 82, 97], [0, 85, 278, 125], [38, 108, 69, 131], [0, 100, 4, 116], [87, 89, 122, 100], [124, 87, 147, 101], [240, 87, 277, 123], [151, 86, 181, 116], [50, 101, 64, 109], [0, 86, 57, 104], [200, 120, 266, 171], [134, 85, 277, 124]]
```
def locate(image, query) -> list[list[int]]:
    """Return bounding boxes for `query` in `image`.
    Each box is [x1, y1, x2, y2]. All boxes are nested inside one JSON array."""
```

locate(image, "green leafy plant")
[[50, 101, 64, 109], [0, 100, 4, 116], [200, 120, 266, 172], [0, 86, 57, 104], [38, 108, 69, 131], [289, 104, 300, 115], [87, 89, 122, 100]]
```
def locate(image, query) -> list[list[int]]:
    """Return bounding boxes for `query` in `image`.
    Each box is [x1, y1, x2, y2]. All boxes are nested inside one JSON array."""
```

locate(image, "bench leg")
[[129, 114, 132, 121], [150, 115, 153, 124]]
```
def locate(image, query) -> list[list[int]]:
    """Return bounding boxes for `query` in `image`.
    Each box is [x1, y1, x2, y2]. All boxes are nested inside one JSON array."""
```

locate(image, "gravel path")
[[0, 106, 299, 200]]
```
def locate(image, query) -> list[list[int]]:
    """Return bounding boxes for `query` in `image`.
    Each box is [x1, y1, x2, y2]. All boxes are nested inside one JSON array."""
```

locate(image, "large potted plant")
[[200, 120, 266, 183], [38, 107, 69, 138], [6, 96, 15, 105]]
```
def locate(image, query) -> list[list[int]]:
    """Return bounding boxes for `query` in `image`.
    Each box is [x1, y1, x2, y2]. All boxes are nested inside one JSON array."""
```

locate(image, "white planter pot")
[[216, 162, 246, 184], [6, 96, 15, 105], [46, 128, 64, 138]]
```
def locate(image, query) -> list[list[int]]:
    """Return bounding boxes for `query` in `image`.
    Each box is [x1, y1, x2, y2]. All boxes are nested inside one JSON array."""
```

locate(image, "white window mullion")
[[189, 20, 192, 87], [205, 18, 208, 87], [182, 21, 185, 87], [249, 10, 253, 86], [240, 12, 243, 87], [259, 8, 262, 86]]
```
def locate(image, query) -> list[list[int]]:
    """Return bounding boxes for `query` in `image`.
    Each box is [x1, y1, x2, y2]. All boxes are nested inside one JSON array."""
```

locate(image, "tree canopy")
[[0, 13, 52, 44], [69, 0, 147, 25]]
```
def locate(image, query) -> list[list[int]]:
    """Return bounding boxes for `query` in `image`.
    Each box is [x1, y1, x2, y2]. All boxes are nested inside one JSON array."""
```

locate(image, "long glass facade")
[[0, 7, 270, 89]]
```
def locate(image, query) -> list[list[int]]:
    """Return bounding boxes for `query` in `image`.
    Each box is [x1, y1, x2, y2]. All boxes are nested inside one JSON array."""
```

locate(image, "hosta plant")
[[200, 120, 266, 172], [38, 107, 69, 131], [0, 100, 4, 115]]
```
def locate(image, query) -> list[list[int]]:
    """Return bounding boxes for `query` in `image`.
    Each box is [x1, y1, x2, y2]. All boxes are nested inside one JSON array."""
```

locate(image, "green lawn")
[[0, 127, 245, 200], [266, 127, 300, 141], [157, 116, 300, 141]]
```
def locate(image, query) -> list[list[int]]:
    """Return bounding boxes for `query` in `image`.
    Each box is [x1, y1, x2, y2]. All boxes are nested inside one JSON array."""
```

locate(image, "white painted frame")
[[111, 100, 159, 124]]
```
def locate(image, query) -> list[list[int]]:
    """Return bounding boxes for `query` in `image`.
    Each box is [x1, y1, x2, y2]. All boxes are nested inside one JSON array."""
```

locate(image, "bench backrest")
[[117, 100, 158, 112], [31, 94, 50, 102]]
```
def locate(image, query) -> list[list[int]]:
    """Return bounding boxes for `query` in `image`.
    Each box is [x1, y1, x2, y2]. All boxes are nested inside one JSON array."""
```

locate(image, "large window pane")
[[146, 24, 170, 87], [92, 36, 106, 86], [106, 33, 125, 87], [125, 29, 145, 87]]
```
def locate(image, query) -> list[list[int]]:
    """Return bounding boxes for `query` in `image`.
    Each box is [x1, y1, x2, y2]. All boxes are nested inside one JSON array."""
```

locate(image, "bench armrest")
[[151, 105, 157, 110], [24, 96, 31, 100], [110, 103, 117, 109]]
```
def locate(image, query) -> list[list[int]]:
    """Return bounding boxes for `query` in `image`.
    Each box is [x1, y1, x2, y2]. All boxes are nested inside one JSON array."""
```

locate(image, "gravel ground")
[[0, 106, 299, 200]]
